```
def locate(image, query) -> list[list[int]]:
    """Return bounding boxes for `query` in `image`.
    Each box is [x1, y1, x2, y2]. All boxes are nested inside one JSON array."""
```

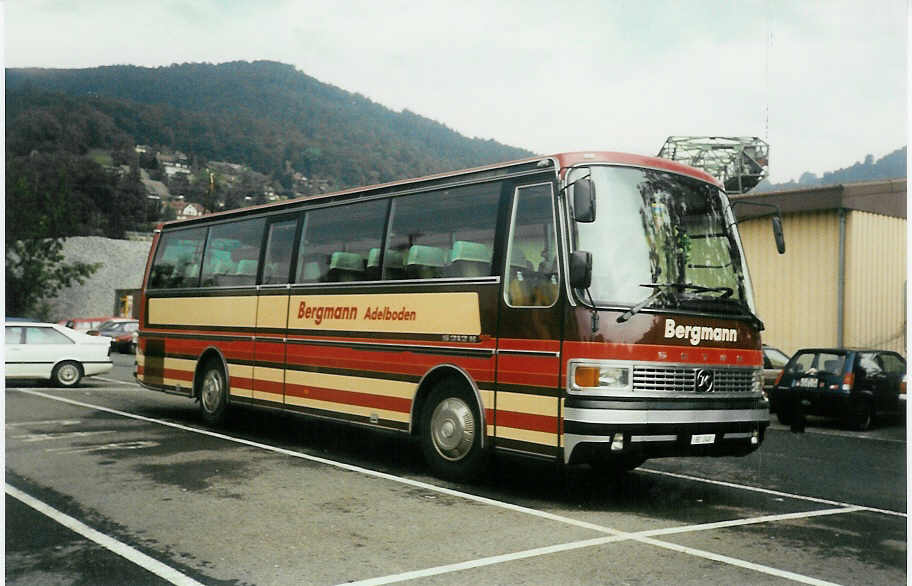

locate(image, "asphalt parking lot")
[[5, 354, 907, 585]]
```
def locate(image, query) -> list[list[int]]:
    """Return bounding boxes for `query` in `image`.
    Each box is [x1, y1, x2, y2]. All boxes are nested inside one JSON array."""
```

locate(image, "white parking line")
[[768, 424, 906, 444], [95, 376, 141, 386], [346, 507, 858, 586], [9, 388, 895, 586], [6, 484, 204, 586], [639, 468, 906, 518]]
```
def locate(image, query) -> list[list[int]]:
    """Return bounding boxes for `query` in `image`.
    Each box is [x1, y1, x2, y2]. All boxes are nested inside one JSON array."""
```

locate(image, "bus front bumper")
[[562, 400, 770, 464]]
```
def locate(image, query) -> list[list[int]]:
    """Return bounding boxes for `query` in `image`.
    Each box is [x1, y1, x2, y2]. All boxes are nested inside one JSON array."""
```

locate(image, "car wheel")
[[420, 378, 488, 482], [776, 409, 793, 425], [849, 399, 874, 431], [52, 361, 82, 388], [198, 360, 228, 426]]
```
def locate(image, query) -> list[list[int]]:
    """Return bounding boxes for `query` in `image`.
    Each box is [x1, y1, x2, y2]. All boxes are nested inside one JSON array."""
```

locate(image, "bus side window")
[[505, 184, 559, 307], [149, 227, 208, 289], [385, 182, 500, 281], [262, 218, 298, 285], [295, 200, 386, 284], [200, 218, 265, 287]]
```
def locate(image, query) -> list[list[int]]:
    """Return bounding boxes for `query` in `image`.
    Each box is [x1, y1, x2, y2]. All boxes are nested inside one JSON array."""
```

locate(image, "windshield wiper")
[[616, 282, 733, 323]]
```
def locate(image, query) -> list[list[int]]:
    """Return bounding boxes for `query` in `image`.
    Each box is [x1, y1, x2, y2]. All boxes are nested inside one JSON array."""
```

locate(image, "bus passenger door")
[[495, 182, 564, 460], [251, 217, 299, 406]]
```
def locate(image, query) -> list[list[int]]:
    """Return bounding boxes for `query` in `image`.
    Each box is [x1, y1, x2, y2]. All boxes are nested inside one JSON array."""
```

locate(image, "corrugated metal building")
[[731, 179, 907, 357]]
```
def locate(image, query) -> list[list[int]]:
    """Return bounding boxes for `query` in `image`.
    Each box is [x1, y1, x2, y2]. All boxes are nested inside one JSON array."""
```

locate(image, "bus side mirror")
[[772, 215, 786, 254], [573, 178, 596, 223], [569, 250, 592, 289]]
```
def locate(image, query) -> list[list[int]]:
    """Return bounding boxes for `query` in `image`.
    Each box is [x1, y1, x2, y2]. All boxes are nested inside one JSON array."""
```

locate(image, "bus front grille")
[[633, 366, 754, 393]]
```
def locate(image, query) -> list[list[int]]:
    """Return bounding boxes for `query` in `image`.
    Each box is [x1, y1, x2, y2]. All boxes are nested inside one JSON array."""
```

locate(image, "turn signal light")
[[574, 366, 601, 388]]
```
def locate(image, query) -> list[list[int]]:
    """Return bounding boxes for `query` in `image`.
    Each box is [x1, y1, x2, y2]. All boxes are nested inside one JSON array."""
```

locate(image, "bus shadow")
[[128, 401, 779, 523]]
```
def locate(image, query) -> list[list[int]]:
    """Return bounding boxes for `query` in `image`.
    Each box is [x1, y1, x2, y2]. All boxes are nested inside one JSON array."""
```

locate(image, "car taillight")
[[774, 370, 783, 386], [842, 372, 854, 391]]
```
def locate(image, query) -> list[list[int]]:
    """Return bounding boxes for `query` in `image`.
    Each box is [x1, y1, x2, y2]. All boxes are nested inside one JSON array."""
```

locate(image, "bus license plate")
[[691, 434, 715, 445]]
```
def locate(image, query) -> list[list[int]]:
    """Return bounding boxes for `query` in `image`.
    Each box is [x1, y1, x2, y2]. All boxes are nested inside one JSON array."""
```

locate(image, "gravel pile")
[[45, 236, 153, 321]]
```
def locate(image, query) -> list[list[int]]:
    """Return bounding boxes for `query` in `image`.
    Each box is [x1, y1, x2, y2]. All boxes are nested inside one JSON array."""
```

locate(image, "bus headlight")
[[752, 370, 764, 394], [571, 363, 632, 393]]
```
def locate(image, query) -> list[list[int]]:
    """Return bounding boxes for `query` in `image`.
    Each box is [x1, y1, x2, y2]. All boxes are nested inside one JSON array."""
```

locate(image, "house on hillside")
[[732, 178, 906, 356], [169, 201, 208, 221]]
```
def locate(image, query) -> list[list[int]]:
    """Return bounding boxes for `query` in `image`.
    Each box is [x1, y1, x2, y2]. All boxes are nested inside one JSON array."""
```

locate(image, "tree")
[[6, 238, 100, 319], [5, 156, 101, 319]]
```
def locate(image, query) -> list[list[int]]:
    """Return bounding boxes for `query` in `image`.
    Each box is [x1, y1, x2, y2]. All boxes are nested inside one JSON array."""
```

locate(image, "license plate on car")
[[798, 377, 818, 388], [691, 434, 715, 445]]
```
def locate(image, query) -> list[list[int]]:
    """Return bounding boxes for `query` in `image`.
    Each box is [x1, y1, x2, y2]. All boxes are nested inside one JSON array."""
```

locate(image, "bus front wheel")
[[420, 379, 487, 482], [199, 361, 228, 426]]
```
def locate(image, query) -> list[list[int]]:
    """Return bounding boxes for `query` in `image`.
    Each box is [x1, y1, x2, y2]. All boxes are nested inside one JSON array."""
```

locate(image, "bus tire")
[[199, 360, 228, 426], [52, 361, 82, 388], [420, 378, 488, 482]]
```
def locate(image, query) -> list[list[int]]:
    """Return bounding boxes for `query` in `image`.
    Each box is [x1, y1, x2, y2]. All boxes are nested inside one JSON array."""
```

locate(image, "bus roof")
[[155, 151, 722, 230]]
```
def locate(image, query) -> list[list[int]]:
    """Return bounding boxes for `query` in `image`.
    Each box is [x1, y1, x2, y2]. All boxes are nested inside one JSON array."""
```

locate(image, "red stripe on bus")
[[286, 345, 494, 383], [252, 378, 283, 395], [497, 338, 561, 352], [496, 410, 558, 434], [230, 375, 253, 390], [285, 383, 412, 414], [562, 341, 762, 367], [162, 368, 194, 382], [496, 353, 560, 388]]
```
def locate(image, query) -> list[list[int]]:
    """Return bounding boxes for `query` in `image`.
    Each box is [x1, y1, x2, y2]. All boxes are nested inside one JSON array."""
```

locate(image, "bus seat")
[[236, 259, 258, 276], [298, 261, 323, 282], [448, 241, 491, 277], [367, 248, 405, 280], [328, 251, 364, 282], [366, 248, 382, 279], [532, 256, 558, 305], [507, 249, 534, 306], [211, 259, 233, 275], [406, 245, 447, 279], [183, 264, 200, 283]]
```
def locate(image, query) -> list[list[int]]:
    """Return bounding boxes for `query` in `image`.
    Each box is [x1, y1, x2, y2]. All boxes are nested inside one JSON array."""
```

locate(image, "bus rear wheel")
[[199, 360, 228, 426], [420, 379, 488, 482]]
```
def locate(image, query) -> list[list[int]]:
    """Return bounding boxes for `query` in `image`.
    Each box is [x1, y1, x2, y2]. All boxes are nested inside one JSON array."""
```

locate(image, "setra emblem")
[[695, 369, 715, 393]]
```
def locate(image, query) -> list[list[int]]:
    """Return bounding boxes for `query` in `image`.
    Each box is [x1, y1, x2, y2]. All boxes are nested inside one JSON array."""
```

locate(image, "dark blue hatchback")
[[770, 348, 906, 430]]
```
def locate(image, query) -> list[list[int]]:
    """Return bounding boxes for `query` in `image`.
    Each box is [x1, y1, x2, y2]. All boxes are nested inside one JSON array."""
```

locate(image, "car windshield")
[[569, 165, 756, 314], [788, 351, 847, 375], [765, 347, 790, 368]]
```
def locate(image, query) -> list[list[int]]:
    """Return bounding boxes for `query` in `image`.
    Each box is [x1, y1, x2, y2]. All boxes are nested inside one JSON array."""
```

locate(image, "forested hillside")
[[4, 60, 534, 317], [6, 61, 532, 190], [756, 146, 907, 191]]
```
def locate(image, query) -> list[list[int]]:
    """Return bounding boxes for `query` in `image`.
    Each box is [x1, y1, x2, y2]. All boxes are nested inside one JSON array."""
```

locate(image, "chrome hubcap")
[[201, 370, 222, 413], [58, 364, 78, 384], [430, 397, 475, 462]]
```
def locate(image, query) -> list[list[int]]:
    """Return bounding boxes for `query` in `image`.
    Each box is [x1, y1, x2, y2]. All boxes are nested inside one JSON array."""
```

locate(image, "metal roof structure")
[[657, 136, 769, 194]]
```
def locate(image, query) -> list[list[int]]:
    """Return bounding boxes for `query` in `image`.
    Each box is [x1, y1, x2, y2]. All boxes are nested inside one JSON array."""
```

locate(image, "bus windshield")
[[571, 165, 756, 315]]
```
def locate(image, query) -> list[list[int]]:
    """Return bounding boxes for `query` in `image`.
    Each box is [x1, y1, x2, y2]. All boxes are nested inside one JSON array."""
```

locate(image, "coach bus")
[[136, 151, 783, 480]]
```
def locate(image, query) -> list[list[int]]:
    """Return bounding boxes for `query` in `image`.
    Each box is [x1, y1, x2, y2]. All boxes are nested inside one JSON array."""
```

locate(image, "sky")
[[4, 0, 908, 183]]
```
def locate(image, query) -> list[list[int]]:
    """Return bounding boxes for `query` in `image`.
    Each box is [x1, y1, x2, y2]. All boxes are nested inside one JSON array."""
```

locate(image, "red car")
[[88, 319, 139, 353]]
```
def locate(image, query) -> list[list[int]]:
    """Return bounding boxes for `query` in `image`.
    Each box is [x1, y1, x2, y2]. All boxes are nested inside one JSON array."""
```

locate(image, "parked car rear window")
[[788, 351, 846, 375], [26, 326, 73, 345]]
